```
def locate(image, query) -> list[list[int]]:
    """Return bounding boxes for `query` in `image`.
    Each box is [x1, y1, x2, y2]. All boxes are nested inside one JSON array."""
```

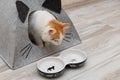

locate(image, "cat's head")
[[42, 19, 69, 45]]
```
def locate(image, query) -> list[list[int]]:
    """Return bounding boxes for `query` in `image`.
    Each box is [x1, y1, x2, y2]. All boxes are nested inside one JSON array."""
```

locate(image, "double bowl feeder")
[[37, 50, 87, 78]]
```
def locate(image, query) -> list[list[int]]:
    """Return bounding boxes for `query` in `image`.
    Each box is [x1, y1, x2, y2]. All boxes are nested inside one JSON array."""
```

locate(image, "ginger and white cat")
[[28, 10, 69, 47]]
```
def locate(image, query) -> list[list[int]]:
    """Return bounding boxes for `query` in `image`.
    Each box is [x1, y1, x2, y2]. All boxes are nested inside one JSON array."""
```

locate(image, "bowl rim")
[[59, 49, 87, 64], [37, 57, 66, 74]]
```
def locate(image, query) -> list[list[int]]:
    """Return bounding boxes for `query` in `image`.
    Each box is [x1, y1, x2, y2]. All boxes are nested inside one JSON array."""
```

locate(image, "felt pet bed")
[[0, 0, 80, 69]]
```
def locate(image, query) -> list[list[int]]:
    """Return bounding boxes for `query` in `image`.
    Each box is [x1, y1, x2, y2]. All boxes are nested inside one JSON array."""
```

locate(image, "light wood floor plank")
[[71, 48, 120, 80]]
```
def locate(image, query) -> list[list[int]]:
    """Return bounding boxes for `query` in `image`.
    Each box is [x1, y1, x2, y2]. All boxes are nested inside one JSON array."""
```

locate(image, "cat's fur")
[[28, 10, 69, 47]]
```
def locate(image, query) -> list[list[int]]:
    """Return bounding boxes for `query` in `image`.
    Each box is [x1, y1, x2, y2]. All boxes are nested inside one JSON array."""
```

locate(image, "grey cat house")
[[0, 0, 80, 69]]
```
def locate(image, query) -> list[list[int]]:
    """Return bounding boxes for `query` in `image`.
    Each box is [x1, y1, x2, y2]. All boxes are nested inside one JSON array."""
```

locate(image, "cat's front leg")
[[34, 32, 45, 48], [38, 41, 45, 48], [36, 38, 45, 48]]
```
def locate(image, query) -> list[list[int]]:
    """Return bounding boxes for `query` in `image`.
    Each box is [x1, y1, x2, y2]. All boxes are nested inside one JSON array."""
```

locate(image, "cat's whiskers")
[[65, 33, 72, 35], [20, 43, 32, 58], [63, 33, 73, 42], [63, 38, 70, 42], [65, 36, 71, 39]]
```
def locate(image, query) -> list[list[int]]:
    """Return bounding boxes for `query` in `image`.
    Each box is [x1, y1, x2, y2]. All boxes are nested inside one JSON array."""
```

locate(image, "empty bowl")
[[60, 50, 87, 68]]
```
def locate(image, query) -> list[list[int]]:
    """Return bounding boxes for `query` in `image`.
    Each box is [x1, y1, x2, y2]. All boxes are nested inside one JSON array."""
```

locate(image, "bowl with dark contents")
[[37, 50, 87, 78], [37, 57, 65, 78]]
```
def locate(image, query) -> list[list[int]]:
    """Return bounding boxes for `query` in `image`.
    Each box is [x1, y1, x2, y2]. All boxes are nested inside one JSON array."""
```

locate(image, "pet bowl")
[[37, 57, 65, 78], [60, 50, 87, 68], [37, 50, 87, 78]]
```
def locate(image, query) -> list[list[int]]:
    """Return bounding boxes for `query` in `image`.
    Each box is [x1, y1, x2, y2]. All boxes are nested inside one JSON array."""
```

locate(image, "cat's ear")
[[48, 28, 56, 35], [62, 23, 69, 29], [16, 1, 29, 23]]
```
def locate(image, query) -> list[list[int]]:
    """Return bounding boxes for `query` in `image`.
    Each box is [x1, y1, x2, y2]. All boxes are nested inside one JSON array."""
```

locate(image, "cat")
[[28, 10, 69, 47]]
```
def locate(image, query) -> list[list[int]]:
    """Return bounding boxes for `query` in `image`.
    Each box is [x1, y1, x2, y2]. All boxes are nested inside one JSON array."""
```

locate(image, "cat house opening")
[[28, 11, 58, 47], [28, 29, 37, 46], [28, 11, 39, 46]]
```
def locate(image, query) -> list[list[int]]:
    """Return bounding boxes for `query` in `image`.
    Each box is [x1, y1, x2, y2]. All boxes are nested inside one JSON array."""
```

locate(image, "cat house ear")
[[62, 23, 69, 29], [42, 0, 61, 13], [48, 28, 56, 35], [16, 1, 29, 23]]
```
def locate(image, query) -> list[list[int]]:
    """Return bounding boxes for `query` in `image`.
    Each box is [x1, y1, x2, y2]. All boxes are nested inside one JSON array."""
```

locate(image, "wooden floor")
[[0, 0, 120, 80]]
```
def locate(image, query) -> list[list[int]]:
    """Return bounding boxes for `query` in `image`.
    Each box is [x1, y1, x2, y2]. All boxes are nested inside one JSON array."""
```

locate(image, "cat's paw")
[[38, 42, 46, 48], [38, 44, 45, 48]]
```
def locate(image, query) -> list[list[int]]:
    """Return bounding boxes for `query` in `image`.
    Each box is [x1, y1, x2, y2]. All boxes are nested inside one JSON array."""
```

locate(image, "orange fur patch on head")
[[48, 19, 67, 40]]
